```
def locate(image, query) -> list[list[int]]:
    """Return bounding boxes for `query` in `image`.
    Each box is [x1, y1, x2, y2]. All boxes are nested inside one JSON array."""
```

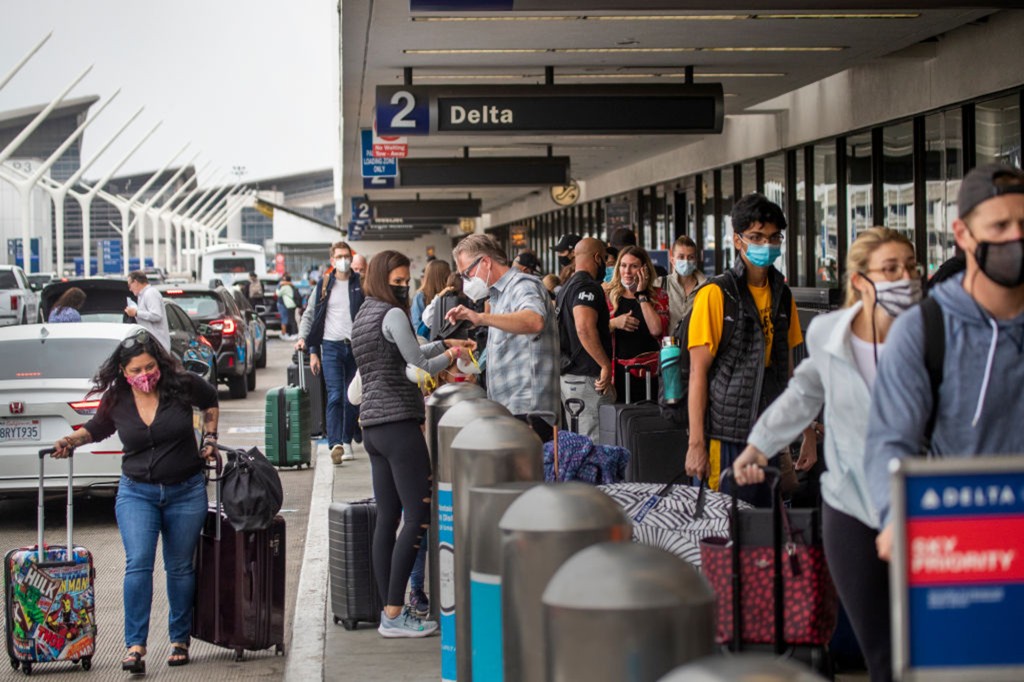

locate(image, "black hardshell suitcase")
[[5, 450, 97, 675], [598, 364, 687, 484], [328, 499, 382, 630], [191, 458, 286, 661], [288, 351, 327, 438]]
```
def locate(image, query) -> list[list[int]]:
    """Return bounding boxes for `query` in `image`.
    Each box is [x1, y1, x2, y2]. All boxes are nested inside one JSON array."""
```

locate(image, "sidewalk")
[[318, 443, 441, 681]]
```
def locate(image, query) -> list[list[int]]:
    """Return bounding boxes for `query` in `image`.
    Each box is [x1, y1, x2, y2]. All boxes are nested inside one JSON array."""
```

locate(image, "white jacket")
[[747, 302, 879, 529]]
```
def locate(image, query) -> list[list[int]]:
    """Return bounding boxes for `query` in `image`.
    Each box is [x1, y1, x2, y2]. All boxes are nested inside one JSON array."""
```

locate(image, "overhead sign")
[[550, 180, 580, 207], [351, 196, 371, 224], [399, 156, 570, 187], [891, 457, 1024, 681], [99, 239, 123, 274], [375, 84, 724, 136], [364, 176, 396, 190], [361, 130, 398, 178], [372, 199, 482, 221], [373, 129, 408, 159]]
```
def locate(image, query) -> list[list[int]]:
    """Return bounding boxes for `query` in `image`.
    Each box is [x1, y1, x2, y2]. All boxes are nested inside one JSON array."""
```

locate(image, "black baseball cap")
[[514, 252, 542, 273], [553, 234, 581, 253], [957, 163, 1024, 217]]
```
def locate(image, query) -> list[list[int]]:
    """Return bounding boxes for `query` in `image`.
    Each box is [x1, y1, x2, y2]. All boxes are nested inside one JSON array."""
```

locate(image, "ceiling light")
[[411, 71, 786, 81], [703, 46, 845, 52], [404, 48, 549, 54], [403, 47, 843, 55], [411, 15, 577, 22], [558, 47, 697, 53], [412, 74, 533, 80], [754, 13, 920, 20], [586, 15, 748, 21]]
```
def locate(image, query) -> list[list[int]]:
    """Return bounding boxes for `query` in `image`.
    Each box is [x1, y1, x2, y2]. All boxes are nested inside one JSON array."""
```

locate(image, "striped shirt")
[[485, 268, 560, 419]]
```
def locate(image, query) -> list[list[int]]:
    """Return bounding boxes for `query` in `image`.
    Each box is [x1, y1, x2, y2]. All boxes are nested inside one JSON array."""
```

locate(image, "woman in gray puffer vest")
[[350, 250, 476, 638]]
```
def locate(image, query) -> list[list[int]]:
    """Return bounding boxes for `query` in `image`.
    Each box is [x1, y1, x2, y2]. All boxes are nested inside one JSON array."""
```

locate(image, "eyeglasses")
[[865, 263, 925, 280], [459, 255, 485, 281], [120, 330, 151, 350], [740, 232, 785, 246]]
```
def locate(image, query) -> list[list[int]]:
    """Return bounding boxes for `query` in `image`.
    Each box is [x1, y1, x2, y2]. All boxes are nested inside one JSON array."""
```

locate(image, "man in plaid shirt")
[[447, 234, 560, 438]]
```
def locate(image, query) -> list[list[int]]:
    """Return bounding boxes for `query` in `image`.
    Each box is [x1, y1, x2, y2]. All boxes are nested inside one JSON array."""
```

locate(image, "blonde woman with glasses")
[[732, 227, 921, 682]]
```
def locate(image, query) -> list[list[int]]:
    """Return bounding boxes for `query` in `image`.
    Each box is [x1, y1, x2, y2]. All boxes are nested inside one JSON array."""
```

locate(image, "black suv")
[[156, 285, 255, 399]]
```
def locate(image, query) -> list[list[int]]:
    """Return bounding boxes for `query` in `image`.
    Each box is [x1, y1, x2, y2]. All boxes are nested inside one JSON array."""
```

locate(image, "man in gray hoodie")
[[866, 163, 1024, 560]]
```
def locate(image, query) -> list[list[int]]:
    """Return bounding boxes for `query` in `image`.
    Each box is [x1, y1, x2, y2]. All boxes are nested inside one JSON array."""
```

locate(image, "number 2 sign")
[[375, 87, 430, 135]]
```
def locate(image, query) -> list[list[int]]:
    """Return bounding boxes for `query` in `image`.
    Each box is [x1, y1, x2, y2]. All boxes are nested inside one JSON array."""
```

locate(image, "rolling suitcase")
[[288, 351, 327, 439], [4, 449, 96, 675], [192, 459, 286, 661], [329, 499, 382, 631], [265, 351, 312, 468], [598, 357, 687, 484]]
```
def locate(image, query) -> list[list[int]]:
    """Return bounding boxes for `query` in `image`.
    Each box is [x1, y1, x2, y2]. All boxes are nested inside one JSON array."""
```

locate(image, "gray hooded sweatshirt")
[[865, 273, 1024, 527]]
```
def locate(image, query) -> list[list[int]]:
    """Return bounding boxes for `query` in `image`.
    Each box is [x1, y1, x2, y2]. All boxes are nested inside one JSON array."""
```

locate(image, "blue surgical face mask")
[[603, 268, 614, 283], [674, 260, 697, 277], [744, 243, 782, 268]]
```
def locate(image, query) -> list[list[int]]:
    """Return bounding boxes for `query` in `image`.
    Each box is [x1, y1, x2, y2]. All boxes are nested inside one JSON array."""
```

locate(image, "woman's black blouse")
[[83, 373, 218, 485]]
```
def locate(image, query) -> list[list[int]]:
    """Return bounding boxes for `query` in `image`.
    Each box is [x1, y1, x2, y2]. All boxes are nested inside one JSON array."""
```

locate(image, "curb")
[[284, 444, 333, 682]]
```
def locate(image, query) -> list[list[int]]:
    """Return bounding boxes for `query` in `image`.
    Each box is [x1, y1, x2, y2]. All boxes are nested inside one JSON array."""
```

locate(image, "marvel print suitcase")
[[329, 499, 382, 630], [4, 449, 96, 674], [191, 462, 286, 661], [265, 351, 312, 468]]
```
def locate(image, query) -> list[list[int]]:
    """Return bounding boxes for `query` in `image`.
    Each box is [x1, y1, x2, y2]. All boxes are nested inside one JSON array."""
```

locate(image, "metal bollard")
[[658, 655, 828, 681], [543, 542, 715, 682], [451, 416, 543, 682], [469, 482, 541, 682], [426, 383, 486, 622], [500, 483, 632, 682]]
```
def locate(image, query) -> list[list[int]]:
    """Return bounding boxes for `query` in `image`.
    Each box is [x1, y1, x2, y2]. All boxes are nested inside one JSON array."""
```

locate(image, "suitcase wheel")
[[341, 619, 358, 631], [21, 661, 31, 676], [275, 644, 285, 656], [9, 659, 18, 670], [81, 658, 92, 671], [234, 648, 244, 662]]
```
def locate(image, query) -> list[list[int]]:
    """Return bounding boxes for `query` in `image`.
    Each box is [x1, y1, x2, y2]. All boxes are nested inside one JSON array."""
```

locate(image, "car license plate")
[[0, 419, 41, 443]]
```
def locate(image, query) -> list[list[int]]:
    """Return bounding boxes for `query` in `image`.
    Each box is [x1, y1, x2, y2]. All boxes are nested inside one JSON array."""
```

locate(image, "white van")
[[199, 243, 267, 287]]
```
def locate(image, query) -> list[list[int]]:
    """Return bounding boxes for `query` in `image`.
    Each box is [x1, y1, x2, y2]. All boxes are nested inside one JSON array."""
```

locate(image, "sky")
[[0, 0, 337, 185]]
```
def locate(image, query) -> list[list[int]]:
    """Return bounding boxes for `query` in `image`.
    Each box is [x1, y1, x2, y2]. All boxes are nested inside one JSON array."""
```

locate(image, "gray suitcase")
[[329, 499, 381, 630]]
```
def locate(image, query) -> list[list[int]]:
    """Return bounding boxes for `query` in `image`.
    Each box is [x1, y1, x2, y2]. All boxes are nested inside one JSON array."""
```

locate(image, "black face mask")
[[974, 237, 1024, 288], [558, 255, 572, 268], [595, 262, 607, 282], [391, 285, 410, 305]]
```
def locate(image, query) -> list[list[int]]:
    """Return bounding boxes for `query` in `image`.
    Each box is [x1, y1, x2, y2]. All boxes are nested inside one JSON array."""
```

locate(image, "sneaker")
[[408, 589, 429, 618], [341, 443, 355, 461], [330, 444, 345, 466], [378, 607, 438, 639]]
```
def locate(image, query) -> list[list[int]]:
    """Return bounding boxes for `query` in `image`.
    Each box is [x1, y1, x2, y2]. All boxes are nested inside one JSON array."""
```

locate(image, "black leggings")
[[822, 502, 892, 682], [363, 419, 432, 608]]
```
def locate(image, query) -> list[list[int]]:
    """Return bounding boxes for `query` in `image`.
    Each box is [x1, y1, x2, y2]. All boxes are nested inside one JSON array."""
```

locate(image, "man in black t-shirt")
[[556, 237, 615, 439]]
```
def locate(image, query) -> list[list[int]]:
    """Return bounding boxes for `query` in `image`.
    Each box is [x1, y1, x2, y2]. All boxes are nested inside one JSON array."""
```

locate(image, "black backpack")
[[220, 446, 284, 531], [921, 296, 945, 446], [658, 280, 738, 425]]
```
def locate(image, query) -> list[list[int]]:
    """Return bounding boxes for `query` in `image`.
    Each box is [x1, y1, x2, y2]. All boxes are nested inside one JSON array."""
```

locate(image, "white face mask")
[[674, 260, 697, 277], [462, 260, 491, 302], [871, 278, 922, 318], [334, 257, 351, 273]]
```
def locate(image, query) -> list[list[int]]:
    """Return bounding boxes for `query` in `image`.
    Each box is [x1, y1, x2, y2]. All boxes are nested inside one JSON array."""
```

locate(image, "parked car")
[[38, 279, 214, 385], [26, 271, 58, 293], [156, 285, 256, 399], [0, 322, 138, 497], [235, 274, 282, 330], [165, 300, 217, 385], [227, 286, 268, 368], [0, 265, 39, 327]]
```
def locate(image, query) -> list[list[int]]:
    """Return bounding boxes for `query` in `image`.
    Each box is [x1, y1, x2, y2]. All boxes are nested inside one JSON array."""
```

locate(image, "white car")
[[0, 265, 39, 327], [0, 322, 142, 496]]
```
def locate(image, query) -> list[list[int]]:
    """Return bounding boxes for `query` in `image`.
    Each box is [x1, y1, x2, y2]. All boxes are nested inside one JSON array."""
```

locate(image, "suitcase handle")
[[37, 448, 74, 564], [208, 446, 230, 541], [296, 349, 307, 391]]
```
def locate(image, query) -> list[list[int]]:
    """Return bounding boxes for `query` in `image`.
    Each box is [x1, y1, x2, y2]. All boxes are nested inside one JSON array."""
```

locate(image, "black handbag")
[[216, 445, 284, 531]]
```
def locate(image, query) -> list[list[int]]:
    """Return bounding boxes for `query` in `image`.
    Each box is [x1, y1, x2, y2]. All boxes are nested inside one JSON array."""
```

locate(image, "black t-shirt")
[[84, 373, 219, 485], [613, 296, 659, 360], [557, 271, 612, 377]]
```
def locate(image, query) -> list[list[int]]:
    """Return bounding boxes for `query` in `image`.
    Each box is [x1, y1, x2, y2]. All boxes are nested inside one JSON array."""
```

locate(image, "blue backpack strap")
[[921, 296, 945, 447]]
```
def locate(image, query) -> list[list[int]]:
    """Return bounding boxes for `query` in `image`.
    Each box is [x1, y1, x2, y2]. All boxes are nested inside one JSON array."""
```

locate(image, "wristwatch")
[[637, 295, 649, 304]]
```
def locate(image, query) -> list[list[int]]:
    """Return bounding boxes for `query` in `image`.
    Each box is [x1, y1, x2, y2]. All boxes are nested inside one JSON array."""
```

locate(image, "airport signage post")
[[375, 84, 724, 136], [890, 456, 1024, 681]]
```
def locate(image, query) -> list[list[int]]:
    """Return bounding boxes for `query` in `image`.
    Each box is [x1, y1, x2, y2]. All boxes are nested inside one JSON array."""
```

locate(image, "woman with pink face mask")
[[51, 329, 219, 673]]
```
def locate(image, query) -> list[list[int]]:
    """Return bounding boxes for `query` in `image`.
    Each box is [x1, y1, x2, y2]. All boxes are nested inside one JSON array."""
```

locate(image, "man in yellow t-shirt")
[[686, 194, 817, 506]]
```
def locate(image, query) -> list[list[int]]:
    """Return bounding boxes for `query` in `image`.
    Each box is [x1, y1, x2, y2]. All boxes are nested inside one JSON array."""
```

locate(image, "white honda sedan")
[[0, 322, 143, 497]]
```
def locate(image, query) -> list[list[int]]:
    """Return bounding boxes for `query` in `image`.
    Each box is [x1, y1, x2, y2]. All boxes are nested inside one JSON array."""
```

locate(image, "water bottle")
[[659, 337, 683, 404]]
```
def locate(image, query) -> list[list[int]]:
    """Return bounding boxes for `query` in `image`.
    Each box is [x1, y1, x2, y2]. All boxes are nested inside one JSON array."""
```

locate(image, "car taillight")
[[198, 335, 213, 348], [166, 289, 185, 295], [69, 400, 101, 415], [10, 296, 18, 310], [210, 318, 236, 335]]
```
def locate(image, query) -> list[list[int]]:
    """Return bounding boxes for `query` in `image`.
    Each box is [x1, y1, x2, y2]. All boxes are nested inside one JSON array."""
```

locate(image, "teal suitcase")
[[265, 354, 312, 468]]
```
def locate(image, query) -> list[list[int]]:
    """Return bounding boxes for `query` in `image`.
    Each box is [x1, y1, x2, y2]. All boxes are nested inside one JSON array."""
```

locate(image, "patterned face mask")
[[126, 368, 161, 393]]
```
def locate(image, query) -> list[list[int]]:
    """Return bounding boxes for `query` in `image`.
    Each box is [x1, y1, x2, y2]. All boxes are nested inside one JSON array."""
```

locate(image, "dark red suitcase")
[[191, 459, 286, 661]]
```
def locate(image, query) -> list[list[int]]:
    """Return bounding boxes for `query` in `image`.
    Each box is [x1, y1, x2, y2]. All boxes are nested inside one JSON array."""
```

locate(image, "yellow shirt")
[[687, 281, 803, 365]]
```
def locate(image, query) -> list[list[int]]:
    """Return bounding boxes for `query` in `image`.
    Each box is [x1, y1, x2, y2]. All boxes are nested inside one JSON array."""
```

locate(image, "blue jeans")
[[409, 529, 428, 592], [115, 473, 208, 647], [321, 339, 359, 447]]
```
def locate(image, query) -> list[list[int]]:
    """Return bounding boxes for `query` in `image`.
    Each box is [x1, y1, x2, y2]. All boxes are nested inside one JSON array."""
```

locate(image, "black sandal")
[[167, 644, 190, 667], [122, 649, 146, 674]]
